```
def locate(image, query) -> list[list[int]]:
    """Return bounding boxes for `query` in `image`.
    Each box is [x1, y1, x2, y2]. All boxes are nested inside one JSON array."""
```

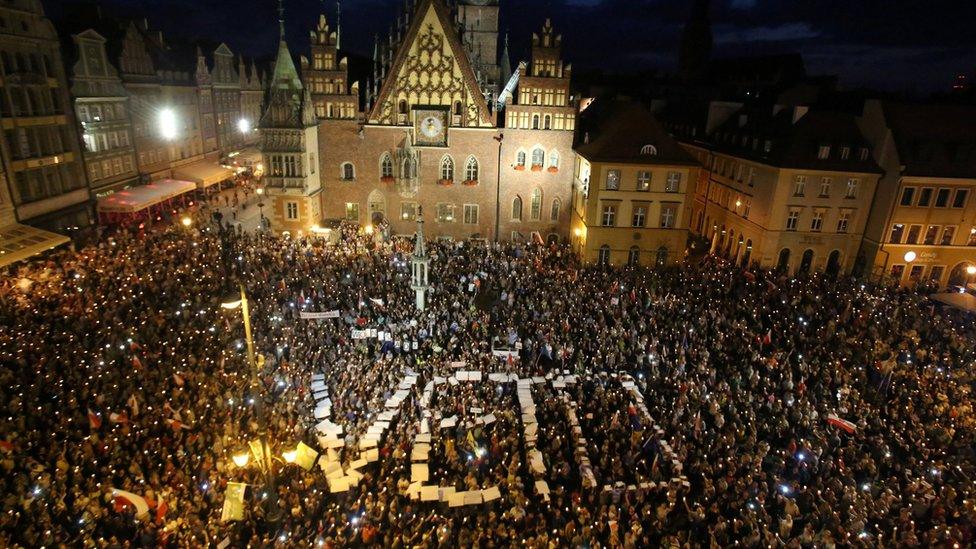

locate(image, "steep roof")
[[270, 38, 302, 91], [708, 106, 881, 173], [882, 102, 976, 178], [575, 100, 699, 166]]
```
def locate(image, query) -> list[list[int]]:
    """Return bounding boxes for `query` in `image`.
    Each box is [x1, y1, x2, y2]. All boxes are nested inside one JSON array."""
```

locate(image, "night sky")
[[47, 0, 976, 95]]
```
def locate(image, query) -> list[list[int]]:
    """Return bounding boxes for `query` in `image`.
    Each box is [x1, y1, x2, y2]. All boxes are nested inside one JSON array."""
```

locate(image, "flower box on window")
[[531, 165, 543, 172], [380, 176, 395, 184], [514, 165, 525, 171], [437, 179, 454, 186], [462, 179, 479, 186], [547, 166, 559, 174]]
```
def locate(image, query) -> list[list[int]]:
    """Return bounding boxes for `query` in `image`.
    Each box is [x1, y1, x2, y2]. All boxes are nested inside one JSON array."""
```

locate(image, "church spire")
[[335, 0, 342, 50], [499, 31, 511, 85], [278, 0, 286, 40], [678, 0, 712, 81]]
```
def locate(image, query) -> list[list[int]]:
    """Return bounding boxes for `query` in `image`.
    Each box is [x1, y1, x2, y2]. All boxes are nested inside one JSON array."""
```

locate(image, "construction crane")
[[495, 61, 526, 111]]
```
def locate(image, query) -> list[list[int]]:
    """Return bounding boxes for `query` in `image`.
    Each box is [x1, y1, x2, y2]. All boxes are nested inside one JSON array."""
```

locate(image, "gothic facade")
[[268, 0, 577, 242]]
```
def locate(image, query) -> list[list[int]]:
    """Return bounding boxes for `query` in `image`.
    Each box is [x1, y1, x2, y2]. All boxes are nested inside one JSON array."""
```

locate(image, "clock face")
[[413, 108, 448, 147], [420, 115, 443, 138]]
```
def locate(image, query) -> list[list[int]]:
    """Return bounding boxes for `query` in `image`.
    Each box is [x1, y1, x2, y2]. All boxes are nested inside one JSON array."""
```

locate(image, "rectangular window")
[[636, 171, 651, 191], [840, 147, 850, 160], [906, 224, 922, 244], [743, 199, 751, 219], [952, 189, 969, 209], [666, 172, 681, 193], [819, 177, 831, 197], [747, 167, 756, 186], [889, 223, 905, 243], [968, 228, 976, 246], [606, 169, 620, 190], [941, 226, 955, 246], [909, 265, 925, 281], [899, 187, 915, 206], [930, 265, 945, 282], [463, 203, 479, 224], [845, 178, 859, 199], [817, 145, 831, 159], [631, 205, 646, 228], [287, 201, 300, 220], [400, 202, 418, 221], [917, 187, 933, 207], [786, 210, 800, 231], [811, 210, 824, 232], [935, 188, 951, 207], [659, 204, 677, 228], [601, 204, 617, 227], [343, 202, 358, 221], [890, 264, 905, 281], [793, 175, 806, 196], [858, 148, 870, 161], [436, 203, 456, 223], [923, 225, 940, 245], [836, 211, 850, 233]]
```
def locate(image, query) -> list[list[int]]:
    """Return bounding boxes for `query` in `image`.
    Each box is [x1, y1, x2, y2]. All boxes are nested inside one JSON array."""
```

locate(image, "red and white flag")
[[762, 329, 772, 346], [111, 488, 149, 517], [88, 409, 102, 430], [826, 414, 856, 434], [109, 411, 129, 424]]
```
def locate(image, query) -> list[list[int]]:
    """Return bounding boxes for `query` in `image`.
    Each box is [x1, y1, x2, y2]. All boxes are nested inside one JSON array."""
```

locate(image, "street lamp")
[[159, 108, 178, 141], [220, 283, 281, 523], [232, 452, 250, 468], [181, 216, 192, 228], [904, 251, 917, 263], [237, 118, 252, 134]]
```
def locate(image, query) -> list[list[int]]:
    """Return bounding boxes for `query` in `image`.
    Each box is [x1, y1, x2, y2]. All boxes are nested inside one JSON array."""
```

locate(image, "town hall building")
[[261, 0, 577, 243]]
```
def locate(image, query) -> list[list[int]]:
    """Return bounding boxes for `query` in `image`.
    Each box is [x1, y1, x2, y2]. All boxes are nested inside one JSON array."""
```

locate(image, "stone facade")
[[0, 0, 89, 231], [302, 0, 575, 243]]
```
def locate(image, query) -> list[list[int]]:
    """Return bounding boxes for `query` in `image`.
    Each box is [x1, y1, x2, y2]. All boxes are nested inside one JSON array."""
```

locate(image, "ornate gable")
[[367, 0, 494, 128]]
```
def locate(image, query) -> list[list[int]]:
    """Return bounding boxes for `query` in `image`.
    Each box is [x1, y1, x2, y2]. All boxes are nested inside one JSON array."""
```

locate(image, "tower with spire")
[[455, 0, 501, 101], [260, 0, 322, 234], [411, 207, 430, 311], [299, 3, 358, 120], [678, 0, 712, 82]]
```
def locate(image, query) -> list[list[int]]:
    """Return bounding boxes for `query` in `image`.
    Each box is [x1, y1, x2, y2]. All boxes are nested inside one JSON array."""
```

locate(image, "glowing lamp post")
[[903, 251, 916, 263], [237, 118, 251, 134], [158, 108, 178, 141]]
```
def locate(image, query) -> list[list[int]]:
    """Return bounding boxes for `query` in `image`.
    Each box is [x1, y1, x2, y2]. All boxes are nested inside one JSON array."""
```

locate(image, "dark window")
[[952, 189, 969, 209], [917, 187, 933, 207], [900, 187, 915, 206], [935, 188, 951, 208]]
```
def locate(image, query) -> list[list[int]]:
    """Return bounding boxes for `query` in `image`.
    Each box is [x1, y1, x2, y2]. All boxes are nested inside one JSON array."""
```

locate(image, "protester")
[[0, 215, 973, 548]]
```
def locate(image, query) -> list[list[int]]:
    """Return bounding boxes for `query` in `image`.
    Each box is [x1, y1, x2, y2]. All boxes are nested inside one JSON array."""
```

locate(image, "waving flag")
[[88, 409, 102, 430], [826, 414, 856, 434], [112, 488, 150, 518]]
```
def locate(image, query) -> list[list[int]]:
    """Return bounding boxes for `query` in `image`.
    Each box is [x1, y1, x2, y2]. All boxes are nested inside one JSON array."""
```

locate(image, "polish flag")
[[87, 409, 102, 430], [111, 489, 149, 517], [108, 411, 129, 424], [826, 414, 856, 434], [762, 329, 772, 346]]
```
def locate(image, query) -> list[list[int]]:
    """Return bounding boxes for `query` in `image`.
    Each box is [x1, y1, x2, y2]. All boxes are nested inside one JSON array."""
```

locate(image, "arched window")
[[532, 114, 540, 129], [543, 114, 551, 129], [398, 99, 408, 114], [341, 162, 355, 180], [628, 246, 640, 266], [530, 188, 543, 220], [401, 158, 416, 179], [380, 153, 393, 178], [440, 156, 454, 181], [550, 198, 560, 222], [465, 157, 479, 181], [512, 196, 523, 220], [516, 150, 526, 168], [453, 101, 462, 115], [549, 150, 560, 169], [655, 246, 669, 267], [598, 245, 611, 265], [641, 144, 658, 156], [531, 148, 544, 168]]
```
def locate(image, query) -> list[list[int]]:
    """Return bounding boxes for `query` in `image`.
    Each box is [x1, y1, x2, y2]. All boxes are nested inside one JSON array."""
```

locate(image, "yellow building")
[[859, 100, 976, 288], [571, 100, 699, 266], [668, 104, 881, 275]]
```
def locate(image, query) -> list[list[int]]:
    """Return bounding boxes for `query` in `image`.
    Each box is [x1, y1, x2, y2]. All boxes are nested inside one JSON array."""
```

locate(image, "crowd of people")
[[0, 212, 974, 547]]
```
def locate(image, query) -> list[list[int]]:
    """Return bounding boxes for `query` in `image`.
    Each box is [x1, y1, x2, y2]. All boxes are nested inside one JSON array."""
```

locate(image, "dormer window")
[[858, 147, 870, 161], [840, 146, 850, 160], [817, 145, 831, 159], [640, 144, 657, 156]]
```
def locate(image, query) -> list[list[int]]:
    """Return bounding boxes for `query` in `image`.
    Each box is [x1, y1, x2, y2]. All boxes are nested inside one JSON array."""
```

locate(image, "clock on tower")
[[413, 106, 449, 147]]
